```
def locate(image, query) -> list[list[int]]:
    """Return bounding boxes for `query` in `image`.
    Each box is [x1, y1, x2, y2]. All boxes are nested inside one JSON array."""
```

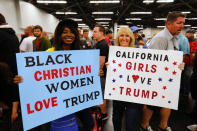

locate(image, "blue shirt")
[[178, 34, 190, 55]]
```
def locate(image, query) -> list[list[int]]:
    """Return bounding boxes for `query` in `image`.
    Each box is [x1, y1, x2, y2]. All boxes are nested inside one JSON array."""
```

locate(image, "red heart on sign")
[[132, 75, 139, 83]]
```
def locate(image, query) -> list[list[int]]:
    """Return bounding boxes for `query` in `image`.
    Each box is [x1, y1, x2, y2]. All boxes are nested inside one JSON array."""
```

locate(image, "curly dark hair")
[[54, 19, 80, 50]]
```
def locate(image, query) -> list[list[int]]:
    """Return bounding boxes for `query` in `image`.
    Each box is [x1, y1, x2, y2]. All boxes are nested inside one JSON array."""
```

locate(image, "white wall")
[[0, 0, 21, 32], [0, 0, 59, 35], [19, 1, 59, 33]]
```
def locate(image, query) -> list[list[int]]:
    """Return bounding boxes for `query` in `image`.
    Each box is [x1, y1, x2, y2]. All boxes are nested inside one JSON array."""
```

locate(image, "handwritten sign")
[[104, 46, 183, 110], [16, 50, 102, 131]]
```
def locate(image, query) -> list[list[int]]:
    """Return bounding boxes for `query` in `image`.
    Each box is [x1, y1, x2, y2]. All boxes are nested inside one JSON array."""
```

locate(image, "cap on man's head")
[[186, 28, 196, 33], [130, 26, 140, 33]]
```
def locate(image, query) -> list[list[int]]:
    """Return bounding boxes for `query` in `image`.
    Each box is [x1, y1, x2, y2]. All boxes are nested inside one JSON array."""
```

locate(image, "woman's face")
[[61, 27, 75, 45], [118, 31, 131, 47]]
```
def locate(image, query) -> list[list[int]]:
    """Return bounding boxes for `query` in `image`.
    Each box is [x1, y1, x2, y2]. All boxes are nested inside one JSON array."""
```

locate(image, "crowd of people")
[[0, 11, 197, 131]]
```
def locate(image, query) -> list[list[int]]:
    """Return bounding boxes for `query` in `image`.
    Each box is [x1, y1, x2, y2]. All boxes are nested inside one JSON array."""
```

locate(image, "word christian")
[[24, 54, 100, 114]]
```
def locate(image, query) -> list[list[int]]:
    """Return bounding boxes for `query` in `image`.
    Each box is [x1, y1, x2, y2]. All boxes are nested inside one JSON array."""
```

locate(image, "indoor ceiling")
[[24, 0, 197, 30]]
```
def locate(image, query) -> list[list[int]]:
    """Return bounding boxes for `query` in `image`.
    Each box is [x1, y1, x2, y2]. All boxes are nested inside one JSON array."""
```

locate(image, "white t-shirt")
[[19, 36, 36, 52]]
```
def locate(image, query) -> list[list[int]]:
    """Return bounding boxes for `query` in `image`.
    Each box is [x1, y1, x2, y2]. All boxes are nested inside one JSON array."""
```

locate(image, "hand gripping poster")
[[105, 46, 183, 110], [16, 50, 102, 131]]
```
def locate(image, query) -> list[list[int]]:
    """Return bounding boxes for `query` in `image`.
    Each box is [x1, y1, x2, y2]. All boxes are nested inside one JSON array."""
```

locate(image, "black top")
[[95, 39, 109, 76], [80, 40, 92, 49], [0, 27, 20, 105]]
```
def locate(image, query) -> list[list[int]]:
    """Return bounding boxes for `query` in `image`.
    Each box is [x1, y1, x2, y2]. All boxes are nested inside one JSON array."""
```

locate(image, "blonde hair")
[[115, 27, 135, 47]]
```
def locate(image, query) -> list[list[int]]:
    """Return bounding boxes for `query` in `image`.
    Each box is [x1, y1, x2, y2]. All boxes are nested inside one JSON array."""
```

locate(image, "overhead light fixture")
[[182, 11, 191, 14], [92, 12, 114, 14], [100, 24, 109, 26], [157, 0, 174, 3], [65, 12, 77, 15], [191, 27, 197, 29], [79, 25, 89, 28], [143, 0, 154, 3], [184, 25, 191, 27], [130, 12, 152, 14], [95, 18, 112, 20], [154, 18, 167, 20], [70, 18, 82, 21], [78, 24, 86, 26], [118, 25, 129, 27], [157, 26, 165, 28], [37, 0, 67, 4], [55, 12, 77, 15], [125, 18, 142, 20], [55, 12, 64, 14], [89, 0, 120, 3], [188, 18, 197, 20], [97, 22, 109, 24]]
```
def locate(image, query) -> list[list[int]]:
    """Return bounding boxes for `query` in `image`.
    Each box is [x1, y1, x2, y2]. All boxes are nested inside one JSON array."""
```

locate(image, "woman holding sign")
[[47, 19, 95, 131], [14, 19, 95, 131], [112, 27, 143, 131]]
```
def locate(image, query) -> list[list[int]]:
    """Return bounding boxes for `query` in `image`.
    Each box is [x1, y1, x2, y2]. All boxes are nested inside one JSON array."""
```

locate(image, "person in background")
[[0, 13, 21, 131], [78, 28, 92, 49], [105, 29, 112, 45], [187, 50, 197, 130], [19, 25, 35, 52], [93, 24, 109, 120], [186, 28, 197, 42], [185, 29, 197, 66], [136, 35, 148, 48], [140, 11, 185, 131], [141, 34, 148, 44], [20, 25, 34, 44], [82, 29, 91, 41], [82, 29, 92, 48], [33, 25, 51, 51], [50, 34, 55, 47], [112, 27, 143, 131], [41, 31, 49, 39], [130, 25, 140, 46], [178, 33, 190, 96], [77, 27, 83, 39]]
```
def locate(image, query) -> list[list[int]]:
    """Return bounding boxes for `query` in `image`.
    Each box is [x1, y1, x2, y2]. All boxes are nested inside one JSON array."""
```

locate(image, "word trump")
[[119, 87, 158, 99], [63, 91, 100, 108]]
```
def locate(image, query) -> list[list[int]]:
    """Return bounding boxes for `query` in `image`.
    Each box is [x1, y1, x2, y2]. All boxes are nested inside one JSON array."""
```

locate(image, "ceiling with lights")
[[24, 0, 197, 29]]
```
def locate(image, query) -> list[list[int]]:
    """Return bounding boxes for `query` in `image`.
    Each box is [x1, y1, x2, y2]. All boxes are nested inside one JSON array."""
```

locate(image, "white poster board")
[[105, 46, 183, 110]]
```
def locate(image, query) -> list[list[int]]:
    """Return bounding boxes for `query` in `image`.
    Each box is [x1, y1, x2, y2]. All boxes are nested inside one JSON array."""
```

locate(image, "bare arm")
[[11, 101, 19, 123]]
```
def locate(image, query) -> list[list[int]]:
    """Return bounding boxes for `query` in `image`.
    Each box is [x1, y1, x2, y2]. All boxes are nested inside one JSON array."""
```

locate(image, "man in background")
[[19, 25, 35, 52], [33, 25, 51, 51], [140, 11, 186, 131], [93, 24, 109, 120]]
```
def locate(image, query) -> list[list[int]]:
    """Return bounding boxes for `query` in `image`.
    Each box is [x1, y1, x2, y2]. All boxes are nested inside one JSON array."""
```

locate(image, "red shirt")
[[36, 38, 40, 51], [105, 36, 111, 45]]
